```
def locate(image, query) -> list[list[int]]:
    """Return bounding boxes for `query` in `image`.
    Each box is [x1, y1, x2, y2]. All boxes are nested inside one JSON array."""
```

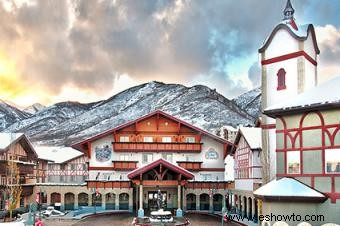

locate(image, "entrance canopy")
[[128, 158, 194, 184]]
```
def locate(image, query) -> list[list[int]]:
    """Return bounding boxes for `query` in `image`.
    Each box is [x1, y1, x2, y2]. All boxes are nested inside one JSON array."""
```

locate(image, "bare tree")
[[5, 160, 22, 220]]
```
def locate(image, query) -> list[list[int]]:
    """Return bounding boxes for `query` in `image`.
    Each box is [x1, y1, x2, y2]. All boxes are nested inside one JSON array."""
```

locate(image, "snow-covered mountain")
[[4, 101, 97, 137], [2, 82, 259, 146], [0, 100, 32, 131], [232, 87, 261, 119], [23, 103, 46, 114]]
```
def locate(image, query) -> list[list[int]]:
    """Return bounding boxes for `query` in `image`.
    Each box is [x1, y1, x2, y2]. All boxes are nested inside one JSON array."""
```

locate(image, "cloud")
[[248, 62, 261, 88], [0, 0, 339, 106]]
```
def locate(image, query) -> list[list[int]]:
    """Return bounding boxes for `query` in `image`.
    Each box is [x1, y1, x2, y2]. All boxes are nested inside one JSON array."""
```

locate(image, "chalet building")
[[229, 127, 262, 222], [253, 0, 340, 224], [72, 110, 234, 217], [0, 133, 47, 210]]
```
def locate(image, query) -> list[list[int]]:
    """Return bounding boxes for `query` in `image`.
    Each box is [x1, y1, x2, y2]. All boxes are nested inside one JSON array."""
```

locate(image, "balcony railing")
[[112, 161, 138, 171], [112, 142, 202, 152], [177, 161, 202, 171]]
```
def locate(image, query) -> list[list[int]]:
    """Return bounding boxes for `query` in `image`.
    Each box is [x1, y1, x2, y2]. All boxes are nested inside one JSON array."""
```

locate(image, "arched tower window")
[[277, 68, 286, 90]]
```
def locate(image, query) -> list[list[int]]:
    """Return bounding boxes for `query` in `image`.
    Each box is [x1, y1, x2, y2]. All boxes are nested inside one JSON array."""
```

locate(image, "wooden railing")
[[112, 142, 202, 152], [112, 161, 138, 171], [177, 161, 202, 171]]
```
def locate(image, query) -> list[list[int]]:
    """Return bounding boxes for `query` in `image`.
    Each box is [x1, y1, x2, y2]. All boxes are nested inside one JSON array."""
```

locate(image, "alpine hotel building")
[[72, 110, 233, 217]]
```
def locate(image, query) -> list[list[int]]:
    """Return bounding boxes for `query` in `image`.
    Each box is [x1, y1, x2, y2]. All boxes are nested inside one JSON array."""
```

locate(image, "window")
[[287, 151, 300, 174], [277, 68, 286, 90], [20, 197, 24, 208], [162, 137, 172, 143], [120, 154, 129, 161], [119, 136, 129, 142], [71, 164, 76, 170], [185, 137, 195, 143], [71, 175, 76, 182], [142, 153, 153, 163], [162, 153, 173, 162], [201, 174, 212, 181], [205, 148, 219, 159], [325, 149, 340, 173], [48, 164, 54, 170], [143, 136, 153, 143], [60, 175, 65, 182]]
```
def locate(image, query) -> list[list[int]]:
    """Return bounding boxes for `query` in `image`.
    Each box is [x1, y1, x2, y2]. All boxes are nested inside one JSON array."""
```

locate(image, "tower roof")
[[283, 0, 295, 20]]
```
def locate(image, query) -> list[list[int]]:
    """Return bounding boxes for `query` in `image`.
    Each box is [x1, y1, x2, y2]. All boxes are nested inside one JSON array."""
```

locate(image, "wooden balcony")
[[112, 161, 138, 171], [19, 164, 35, 175], [112, 142, 202, 152], [177, 161, 202, 171], [0, 162, 6, 174]]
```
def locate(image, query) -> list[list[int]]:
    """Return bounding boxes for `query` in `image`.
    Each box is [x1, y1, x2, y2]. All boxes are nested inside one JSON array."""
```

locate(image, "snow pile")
[[34, 146, 83, 163]]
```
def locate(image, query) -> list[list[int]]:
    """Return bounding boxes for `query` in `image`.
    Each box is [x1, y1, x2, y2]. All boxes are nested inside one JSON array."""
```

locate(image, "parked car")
[[40, 207, 65, 217]]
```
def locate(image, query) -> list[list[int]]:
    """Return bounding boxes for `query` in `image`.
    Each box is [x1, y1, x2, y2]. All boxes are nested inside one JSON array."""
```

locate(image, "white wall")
[[235, 179, 253, 191], [90, 135, 114, 167]]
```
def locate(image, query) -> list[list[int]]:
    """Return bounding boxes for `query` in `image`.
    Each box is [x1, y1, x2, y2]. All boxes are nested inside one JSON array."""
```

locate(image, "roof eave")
[[254, 194, 327, 203], [264, 102, 340, 117]]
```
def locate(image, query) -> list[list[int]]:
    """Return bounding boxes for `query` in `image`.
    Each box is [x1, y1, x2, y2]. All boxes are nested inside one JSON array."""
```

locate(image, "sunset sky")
[[0, 0, 339, 107]]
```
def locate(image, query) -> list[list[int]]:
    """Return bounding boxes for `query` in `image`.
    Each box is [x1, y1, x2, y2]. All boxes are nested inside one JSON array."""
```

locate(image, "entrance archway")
[[213, 194, 222, 211], [64, 193, 75, 210], [248, 197, 252, 219], [119, 193, 129, 210], [186, 193, 196, 210], [78, 193, 88, 207], [199, 193, 209, 210], [50, 193, 61, 209], [92, 193, 102, 207], [243, 196, 247, 217], [106, 193, 116, 210]]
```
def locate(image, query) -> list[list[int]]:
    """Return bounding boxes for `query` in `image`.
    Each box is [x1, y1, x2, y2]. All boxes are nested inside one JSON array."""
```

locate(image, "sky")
[[0, 0, 339, 107]]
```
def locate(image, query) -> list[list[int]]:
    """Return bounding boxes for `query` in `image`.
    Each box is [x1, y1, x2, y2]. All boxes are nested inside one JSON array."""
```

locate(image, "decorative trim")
[[261, 124, 276, 129], [261, 51, 317, 66]]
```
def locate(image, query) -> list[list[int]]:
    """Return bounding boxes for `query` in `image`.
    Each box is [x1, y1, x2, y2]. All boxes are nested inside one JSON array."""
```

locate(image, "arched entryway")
[[64, 193, 75, 210], [238, 195, 242, 215], [186, 193, 196, 210], [254, 199, 258, 223], [50, 193, 61, 209], [92, 193, 102, 207], [243, 196, 247, 217], [78, 193, 88, 207], [213, 194, 223, 211], [248, 197, 252, 219], [106, 193, 116, 210], [119, 193, 129, 210], [199, 193, 209, 211]]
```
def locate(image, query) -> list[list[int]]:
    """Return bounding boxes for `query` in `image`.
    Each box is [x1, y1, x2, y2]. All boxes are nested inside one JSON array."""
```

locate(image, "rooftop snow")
[[254, 177, 326, 198], [265, 76, 340, 113], [34, 146, 83, 164], [240, 127, 262, 149], [0, 133, 24, 150]]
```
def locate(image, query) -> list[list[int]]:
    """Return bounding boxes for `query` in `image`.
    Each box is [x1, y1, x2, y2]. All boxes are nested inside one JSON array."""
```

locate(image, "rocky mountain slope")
[[1, 82, 261, 146], [23, 103, 46, 114], [232, 87, 261, 118], [0, 100, 32, 131]]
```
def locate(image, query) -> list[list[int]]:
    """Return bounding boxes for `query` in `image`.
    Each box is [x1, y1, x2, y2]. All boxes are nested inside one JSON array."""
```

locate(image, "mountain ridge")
[[1, 82, 261, 146]]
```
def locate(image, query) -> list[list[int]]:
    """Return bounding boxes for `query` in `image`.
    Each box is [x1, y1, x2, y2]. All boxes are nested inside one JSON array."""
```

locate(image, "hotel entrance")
[[148, 191, 167, 211]]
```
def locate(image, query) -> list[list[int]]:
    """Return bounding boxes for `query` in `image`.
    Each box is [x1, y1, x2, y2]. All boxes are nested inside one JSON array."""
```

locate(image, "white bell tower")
[[259, 0, 320, 182]]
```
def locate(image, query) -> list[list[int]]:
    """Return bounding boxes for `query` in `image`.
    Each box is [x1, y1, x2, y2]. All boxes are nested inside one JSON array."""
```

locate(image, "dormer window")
[[277, 68, 286, 90]]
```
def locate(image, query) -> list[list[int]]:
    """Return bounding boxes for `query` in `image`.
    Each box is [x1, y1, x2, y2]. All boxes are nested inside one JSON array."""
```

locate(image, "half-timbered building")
[[72, 110, 234, 217], [0, 133, 46, 210]]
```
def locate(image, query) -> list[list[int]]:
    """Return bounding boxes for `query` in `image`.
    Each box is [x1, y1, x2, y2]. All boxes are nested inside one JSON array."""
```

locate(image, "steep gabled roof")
[[127, 158, 194, 180], [231, 127, 262, 154], [254, 177, 327, 203], [259, 22, 320, 54], [72, 110, 232, 152], [0, 133, 38, 158]]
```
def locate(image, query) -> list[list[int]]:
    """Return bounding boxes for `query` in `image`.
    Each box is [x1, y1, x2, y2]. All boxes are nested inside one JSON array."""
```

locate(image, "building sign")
[[95, 144, 112, 162], [205, 148, 219, 159]]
